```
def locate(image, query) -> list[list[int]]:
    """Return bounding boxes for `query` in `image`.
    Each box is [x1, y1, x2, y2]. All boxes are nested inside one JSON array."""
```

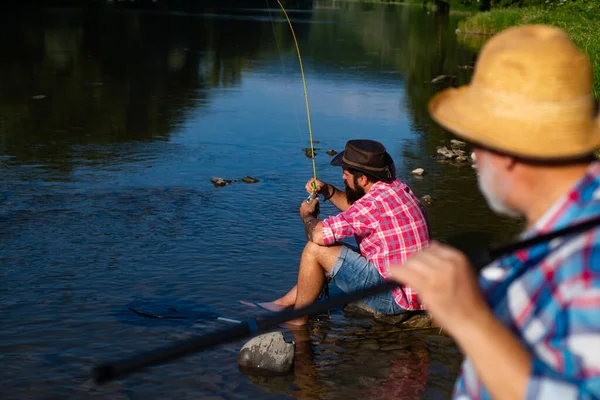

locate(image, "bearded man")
[[244, 139, 430, 326], [391, 25, 600, 399]]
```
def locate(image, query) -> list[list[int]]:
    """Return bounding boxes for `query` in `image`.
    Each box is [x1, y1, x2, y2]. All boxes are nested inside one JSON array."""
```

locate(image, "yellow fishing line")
[[275, 0, 318, 192]]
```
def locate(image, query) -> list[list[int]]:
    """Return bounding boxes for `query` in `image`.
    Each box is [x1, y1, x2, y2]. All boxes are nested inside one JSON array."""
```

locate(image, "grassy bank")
[[457, 4, 600, 98], [343, 0, 479, 13]]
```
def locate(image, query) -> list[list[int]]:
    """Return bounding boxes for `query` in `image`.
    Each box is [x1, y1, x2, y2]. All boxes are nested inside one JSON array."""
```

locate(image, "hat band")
[[342, 156, 392, 178], [342, 156, 388, 172]]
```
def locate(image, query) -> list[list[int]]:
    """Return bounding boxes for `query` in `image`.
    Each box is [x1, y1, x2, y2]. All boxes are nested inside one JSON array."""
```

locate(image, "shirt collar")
[[521, 161, 600, 241]]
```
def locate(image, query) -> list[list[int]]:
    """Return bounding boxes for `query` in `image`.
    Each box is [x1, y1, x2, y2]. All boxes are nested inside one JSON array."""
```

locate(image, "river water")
[[0, 2, 524, 399]]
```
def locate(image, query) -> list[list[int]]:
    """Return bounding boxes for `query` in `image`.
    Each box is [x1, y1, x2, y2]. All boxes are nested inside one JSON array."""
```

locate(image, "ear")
[[357, 175, 369, 187]]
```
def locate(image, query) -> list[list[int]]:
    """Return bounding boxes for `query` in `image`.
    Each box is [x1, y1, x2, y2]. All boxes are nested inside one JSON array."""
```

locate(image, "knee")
[[302, 241, 322, 258]]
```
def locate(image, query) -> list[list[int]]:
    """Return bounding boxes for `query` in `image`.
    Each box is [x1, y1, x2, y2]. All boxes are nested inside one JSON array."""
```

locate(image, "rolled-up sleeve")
[[321, 201, 377, 246]]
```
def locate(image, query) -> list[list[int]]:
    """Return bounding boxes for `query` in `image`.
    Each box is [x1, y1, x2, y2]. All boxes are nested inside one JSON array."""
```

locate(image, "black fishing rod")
[[92, 214, 600, 385]]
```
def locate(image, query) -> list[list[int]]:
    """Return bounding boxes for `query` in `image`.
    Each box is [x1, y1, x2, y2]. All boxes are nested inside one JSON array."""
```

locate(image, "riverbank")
[[456, 4, 600, 98], [337, 0, 478, 14]]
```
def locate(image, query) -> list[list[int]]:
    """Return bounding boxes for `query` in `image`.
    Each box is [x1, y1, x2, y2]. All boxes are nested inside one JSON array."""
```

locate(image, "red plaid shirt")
[[321, 179, 430, 310]]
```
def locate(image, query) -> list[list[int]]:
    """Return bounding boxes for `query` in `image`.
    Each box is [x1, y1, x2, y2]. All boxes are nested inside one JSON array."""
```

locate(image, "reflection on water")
[[1, 1, 523, 399]]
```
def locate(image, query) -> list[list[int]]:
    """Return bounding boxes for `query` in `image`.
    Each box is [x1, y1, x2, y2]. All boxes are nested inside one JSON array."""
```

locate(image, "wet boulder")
[[326, 149, 338, 156], [210, 177, 235, 187], [435, 145, 472, 165], [436, 146, 455, 159], [237, 331, 295, 375], [342, 302, 435, 328], [411, 168, 424, 176], [450, 139, 466, 148]]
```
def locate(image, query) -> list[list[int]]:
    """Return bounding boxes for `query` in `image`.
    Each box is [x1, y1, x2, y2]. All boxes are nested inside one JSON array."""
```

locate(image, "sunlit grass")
[[457, 7, 600, 98]]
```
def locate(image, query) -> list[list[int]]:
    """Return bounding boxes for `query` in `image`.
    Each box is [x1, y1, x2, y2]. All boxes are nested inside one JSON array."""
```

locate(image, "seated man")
[[256, 139, 430, 325]]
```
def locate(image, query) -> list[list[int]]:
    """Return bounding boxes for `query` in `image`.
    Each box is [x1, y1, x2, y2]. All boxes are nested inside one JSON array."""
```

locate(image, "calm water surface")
[[0, 2, 522, 399]]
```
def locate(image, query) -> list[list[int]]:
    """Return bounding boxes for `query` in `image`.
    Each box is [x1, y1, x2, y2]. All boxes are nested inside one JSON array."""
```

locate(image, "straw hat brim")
[[428, 85, 600, 161]]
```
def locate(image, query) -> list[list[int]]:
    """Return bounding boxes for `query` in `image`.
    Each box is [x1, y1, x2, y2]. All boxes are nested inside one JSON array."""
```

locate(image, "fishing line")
[[270, 0, 318, 196], [265, 3, 309, 172]]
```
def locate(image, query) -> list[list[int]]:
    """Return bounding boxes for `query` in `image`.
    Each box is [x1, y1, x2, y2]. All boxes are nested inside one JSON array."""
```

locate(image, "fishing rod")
[[92, 214, 600, 384], [269, 0, 319, 204]]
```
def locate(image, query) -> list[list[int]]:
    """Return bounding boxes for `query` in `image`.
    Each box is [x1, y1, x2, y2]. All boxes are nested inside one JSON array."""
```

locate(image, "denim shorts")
[[328, 244, 406, 316]]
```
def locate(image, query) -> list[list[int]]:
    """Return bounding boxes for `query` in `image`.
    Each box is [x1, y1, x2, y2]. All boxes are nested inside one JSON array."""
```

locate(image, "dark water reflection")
[[1, 2, 523, 399]]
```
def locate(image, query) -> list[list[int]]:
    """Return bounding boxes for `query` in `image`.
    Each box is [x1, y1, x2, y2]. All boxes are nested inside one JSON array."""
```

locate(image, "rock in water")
[[431, 75, 455, 84], [326, 149, 338, 156], [450, 139, 466, 148], [301, 148, 318, 158], [436, 146, 455, 159], [237, 331, 295, 375], [210, 177, 234, 187], [241, 176, 259, 183], [411, 168, 424, 176]]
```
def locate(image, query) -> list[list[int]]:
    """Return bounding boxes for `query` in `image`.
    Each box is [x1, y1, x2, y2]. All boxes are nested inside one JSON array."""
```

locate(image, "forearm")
[[302, 215, 324, 245], [324, 184, 350, 212], [453, 308, 531, 400]]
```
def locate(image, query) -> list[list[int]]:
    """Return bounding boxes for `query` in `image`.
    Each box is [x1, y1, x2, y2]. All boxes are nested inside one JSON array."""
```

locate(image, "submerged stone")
[[237, 331, 295, 375], [242, 176, 259, 183], [421, 195, 433, 205], [411, 168, 424, 176], [431, 74, 455, 84], [326, 149, 338, 156], [301, 148, 320, 158]]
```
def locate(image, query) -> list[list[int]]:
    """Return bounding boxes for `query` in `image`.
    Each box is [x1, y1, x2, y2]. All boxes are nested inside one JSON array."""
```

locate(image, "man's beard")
[[476, 156, 521, 218], [345, 179, 366, 204]]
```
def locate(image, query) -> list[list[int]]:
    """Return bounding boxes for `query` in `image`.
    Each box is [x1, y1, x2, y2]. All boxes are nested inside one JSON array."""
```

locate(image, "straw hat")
[[429, 24, 600, 160]]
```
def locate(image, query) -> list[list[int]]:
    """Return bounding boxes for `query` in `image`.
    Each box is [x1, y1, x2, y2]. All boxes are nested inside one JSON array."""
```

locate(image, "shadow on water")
[[116, 295, 221, 327], [0, 1, 524, 398]]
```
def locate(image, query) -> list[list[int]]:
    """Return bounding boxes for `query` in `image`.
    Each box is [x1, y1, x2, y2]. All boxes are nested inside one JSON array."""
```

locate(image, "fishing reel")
[[305, 191, 320, 217]]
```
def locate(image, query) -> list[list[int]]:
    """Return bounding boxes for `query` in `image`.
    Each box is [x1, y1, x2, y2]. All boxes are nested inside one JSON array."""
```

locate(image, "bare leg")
[[286, 242, 342, 326], [259, 243, 342, 316]]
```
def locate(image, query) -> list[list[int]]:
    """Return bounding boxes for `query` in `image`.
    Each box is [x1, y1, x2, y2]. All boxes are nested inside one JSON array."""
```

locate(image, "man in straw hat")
[[243, 139, 430, 325], [390, 24, 600, 399]]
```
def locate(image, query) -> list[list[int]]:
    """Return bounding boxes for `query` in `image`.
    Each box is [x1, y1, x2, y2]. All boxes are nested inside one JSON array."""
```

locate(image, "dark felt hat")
[[330, 139, 395, 181]]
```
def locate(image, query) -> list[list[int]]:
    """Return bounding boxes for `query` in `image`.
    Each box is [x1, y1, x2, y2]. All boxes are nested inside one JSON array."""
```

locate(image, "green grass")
[[339, 0, 479, 13], [457, 7, 600, 98]]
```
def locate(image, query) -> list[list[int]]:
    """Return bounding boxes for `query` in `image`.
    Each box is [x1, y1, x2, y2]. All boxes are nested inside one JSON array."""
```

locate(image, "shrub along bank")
[[457, 0, 600, 98]]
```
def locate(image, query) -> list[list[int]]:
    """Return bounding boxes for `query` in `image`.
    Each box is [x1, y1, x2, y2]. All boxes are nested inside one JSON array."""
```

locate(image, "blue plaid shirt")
[[454, 162, 600, 399]]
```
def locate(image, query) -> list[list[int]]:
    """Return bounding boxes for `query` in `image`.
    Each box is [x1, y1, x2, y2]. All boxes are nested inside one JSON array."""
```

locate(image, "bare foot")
[[240, 301, 289, 312], [282, 316, 309, 327]]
